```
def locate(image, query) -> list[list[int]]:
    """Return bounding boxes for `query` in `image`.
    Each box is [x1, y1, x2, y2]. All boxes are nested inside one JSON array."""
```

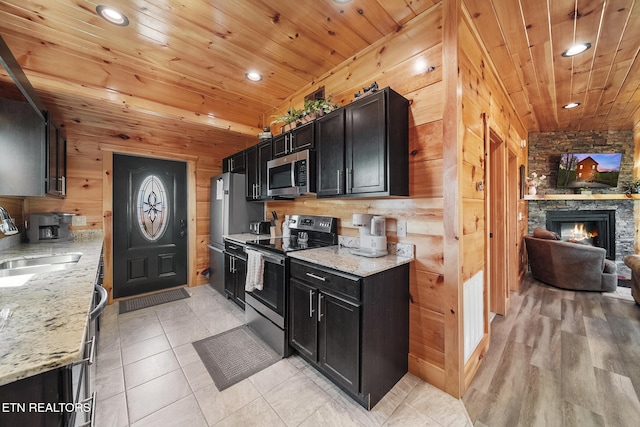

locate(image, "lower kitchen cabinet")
[[289, 258, 409, 409], [224, 240, 246, 309]]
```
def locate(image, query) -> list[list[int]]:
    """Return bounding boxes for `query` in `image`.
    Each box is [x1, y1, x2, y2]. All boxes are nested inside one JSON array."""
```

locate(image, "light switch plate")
[[72, 215, 86, 226], [397, 220, 407, 238]]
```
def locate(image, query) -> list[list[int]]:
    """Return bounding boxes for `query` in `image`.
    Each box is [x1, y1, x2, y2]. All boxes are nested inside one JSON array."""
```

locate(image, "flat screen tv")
[[557, 153, 622, 189]]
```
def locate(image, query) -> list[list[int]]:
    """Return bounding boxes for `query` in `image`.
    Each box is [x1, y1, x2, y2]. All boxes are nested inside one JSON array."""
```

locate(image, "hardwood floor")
[[463, 274, 640, 427]]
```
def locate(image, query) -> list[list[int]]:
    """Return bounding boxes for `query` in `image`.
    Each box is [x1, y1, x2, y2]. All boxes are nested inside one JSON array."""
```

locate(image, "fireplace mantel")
[[524, 194, 640, 201]]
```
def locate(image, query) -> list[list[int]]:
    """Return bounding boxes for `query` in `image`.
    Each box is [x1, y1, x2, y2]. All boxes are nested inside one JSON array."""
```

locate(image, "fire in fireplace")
[[560, 222, 599, 245], [546, 210, 615, 260]]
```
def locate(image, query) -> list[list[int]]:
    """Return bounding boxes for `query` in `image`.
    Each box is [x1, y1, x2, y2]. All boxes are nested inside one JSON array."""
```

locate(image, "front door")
[[113, 154, 188, 298]]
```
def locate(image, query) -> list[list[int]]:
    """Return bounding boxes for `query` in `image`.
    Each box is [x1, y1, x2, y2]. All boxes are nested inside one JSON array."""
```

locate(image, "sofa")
[[524, 228, 617, 292], [623, 255, 640, 304]]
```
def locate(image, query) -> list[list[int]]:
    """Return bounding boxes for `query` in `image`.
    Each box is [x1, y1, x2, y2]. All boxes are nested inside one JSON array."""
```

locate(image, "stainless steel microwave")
[[267, 149, 315, 197]]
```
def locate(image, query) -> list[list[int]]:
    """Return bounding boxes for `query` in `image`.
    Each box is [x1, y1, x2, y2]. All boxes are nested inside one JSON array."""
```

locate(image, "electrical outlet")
[[72, 215, 86, 226], [397, 220, 407, 238]]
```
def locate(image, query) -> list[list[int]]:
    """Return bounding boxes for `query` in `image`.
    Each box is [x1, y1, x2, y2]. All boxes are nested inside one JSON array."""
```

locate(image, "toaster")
[[249, 221, 271, 235]]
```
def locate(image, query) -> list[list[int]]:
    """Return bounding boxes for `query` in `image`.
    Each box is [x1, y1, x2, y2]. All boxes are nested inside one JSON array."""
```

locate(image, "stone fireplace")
[[545, 210, 616, 260], [527, 130, 635, 277]]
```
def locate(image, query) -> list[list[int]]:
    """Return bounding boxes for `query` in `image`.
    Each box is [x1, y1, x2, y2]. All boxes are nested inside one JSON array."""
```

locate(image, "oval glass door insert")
[[137, 174, 169, 241]]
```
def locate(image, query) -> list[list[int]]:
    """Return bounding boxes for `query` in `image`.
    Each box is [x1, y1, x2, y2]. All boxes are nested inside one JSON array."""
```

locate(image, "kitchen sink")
[[0, 253, 82, 278]]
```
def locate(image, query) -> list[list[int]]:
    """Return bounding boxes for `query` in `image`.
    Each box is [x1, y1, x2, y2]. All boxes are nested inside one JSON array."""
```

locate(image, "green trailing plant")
[[271, 95, 339, 127], [621, 179, 640, 195], [303, 96, 338, 116], [270, 106, 304, 125]]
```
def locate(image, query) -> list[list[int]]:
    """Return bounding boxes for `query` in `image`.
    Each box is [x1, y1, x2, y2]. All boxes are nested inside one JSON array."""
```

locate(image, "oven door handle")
[[247, 248, 286, 265]]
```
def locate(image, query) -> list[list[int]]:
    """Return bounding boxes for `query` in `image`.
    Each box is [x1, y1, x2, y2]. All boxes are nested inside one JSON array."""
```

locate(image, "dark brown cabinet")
[[246, 140, 272, 201], [224, 240, 246, 309], [258, 140, 272, 199], [290, 268, 360, 395], [289, 258, 410, 409], [46, 118, 66, 197], [0, 98, 46, 196], [273, 121, 314, 157], [316, 109, 345, 196], [245, 145, 259, 199], [317, 87, 409, 198], [222, 150, 245, 173], [0, 367, 69, 427]]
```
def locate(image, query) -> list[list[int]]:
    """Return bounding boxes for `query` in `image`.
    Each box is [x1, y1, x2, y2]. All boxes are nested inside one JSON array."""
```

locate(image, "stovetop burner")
[[247, 236, 333, 253], [246, 214, 338, 255]]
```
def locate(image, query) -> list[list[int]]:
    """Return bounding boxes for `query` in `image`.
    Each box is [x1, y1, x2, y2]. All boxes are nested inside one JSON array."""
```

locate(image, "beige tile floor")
[[94, 284, 472, 426]]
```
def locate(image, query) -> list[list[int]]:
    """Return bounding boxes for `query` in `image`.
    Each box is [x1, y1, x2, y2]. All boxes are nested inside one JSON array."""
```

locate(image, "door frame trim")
[[101, 144, 198, 304]]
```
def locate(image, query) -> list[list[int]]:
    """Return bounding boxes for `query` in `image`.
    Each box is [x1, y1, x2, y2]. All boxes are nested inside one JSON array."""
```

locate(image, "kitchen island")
[[0, 231, 104, 386]]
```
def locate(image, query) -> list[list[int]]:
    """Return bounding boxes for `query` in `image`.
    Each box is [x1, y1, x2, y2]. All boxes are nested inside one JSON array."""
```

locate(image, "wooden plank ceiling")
[[464, 0, 640, 131], [0, 0, 638, 134], [0, 0, 435, 136]]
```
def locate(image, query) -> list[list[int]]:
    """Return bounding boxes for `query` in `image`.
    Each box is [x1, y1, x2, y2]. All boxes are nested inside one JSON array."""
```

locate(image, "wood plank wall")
[[0, 0, 532, 398], [264, 1, 449, 392], [263, 1, 527, 398], [458, 8, 528, 393], [21, 114, 255, 293]]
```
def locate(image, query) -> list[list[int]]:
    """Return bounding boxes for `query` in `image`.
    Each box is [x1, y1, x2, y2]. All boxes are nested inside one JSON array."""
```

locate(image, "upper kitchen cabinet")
[[273, 121, 314, 158], [246, 140, 273, 201], [45, 116, 67, 197], [222, 150, 245, 173], [317, 87, 409, 198], [0, 98, 46, 197], [258, 139, 272, 200]]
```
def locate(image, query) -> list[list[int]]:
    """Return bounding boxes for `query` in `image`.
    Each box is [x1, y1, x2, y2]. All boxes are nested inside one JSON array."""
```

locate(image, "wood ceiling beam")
[[25, 72, 259, 136]]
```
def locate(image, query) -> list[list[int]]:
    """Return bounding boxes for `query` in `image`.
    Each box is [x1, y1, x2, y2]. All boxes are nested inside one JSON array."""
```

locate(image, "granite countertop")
[[223, 233, 270, 244], [0, 231, 104, 386], [288, 245, 414, 277]]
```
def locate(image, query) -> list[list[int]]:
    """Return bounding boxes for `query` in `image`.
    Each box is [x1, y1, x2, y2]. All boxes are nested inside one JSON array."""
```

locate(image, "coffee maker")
[[350, 214, 388, 258], [26, 212, 74, 243]]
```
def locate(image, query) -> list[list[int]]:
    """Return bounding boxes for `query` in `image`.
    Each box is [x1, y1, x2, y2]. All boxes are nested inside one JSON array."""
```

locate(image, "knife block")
[[270, 220, 282, 238]]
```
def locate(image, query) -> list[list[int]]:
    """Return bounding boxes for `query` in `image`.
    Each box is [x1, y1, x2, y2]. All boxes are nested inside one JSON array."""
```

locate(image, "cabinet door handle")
[[59, 176, 66, 196], [289, 134, 294, 153], [346, 168, 352, 193], [306, 272, 326, 282], [318, 294, 324, 322], [309, 289, 315, 318], [337, 170, 342, 194]]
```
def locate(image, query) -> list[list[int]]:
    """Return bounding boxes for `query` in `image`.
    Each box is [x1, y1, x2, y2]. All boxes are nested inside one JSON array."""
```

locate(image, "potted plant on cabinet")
[[271, 96, 339, 134]]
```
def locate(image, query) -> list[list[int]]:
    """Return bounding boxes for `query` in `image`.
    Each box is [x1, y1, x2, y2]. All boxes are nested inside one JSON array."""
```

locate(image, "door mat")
[[119, 288, 190, 314], [192, 325, 281, 391], [618, 276, 632, 288]]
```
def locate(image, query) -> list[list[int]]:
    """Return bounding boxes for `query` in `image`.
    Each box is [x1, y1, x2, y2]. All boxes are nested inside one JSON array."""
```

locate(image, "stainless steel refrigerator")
[[208, 173, 263, 294]]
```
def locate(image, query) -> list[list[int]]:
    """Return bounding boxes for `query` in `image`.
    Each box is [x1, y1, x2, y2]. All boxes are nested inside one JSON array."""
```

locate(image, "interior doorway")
[[487, 129, 509, 315]]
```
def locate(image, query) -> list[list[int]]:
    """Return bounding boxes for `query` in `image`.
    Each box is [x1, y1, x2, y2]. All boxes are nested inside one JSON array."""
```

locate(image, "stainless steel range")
[[244, 215, 338, 357]]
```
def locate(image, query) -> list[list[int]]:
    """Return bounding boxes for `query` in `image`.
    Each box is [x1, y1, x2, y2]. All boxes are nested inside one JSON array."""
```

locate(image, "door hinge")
[[489, 232, 494, 238]]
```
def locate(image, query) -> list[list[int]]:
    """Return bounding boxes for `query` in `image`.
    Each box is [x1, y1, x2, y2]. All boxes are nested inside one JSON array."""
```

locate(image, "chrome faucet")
[[0, 206, 19, 235]]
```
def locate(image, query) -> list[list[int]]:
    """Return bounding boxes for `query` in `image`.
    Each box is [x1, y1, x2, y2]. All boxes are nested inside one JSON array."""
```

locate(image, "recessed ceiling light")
[[333, 0, 352, 4], [96, 5, 129, 26], [562, 43, 591, 57], [246, 71, 262, 82], [563, 102, 581, 109]]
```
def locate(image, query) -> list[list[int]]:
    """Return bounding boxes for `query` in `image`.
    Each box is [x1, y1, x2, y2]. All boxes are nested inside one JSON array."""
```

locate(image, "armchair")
[[524, 228, 617, 292]]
